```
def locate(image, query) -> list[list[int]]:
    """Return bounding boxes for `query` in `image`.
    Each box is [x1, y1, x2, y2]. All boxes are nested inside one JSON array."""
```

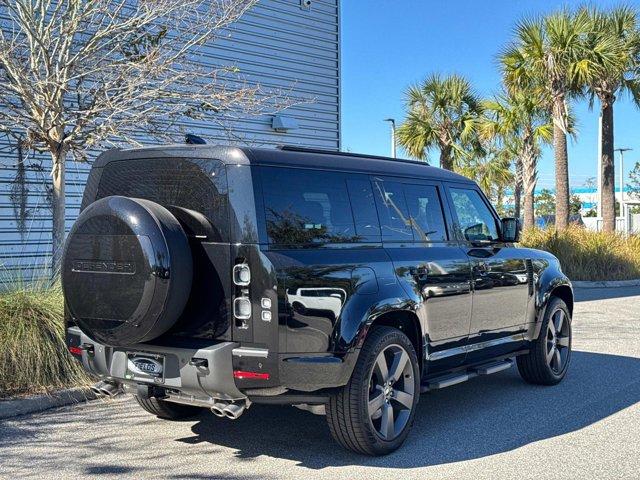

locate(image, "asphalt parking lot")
[[1, 286, 639, 480]]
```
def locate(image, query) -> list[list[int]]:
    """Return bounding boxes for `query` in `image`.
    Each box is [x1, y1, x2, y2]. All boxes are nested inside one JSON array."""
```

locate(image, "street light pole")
[[597, 115, 603, 217], [615, 147, 632, 202], [383, 118, 396, 158], [615, 147, 632, 225]]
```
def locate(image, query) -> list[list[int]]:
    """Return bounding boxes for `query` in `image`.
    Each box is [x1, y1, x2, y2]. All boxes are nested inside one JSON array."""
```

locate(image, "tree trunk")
[[552, 97, 569, 230], [600, 99, 616, 233], [513, 156, 523, 219], [521, 135, 537, 230], [496, 186, 505, 217], [51, 149, 66, 276], [439, 145, 453, 171]]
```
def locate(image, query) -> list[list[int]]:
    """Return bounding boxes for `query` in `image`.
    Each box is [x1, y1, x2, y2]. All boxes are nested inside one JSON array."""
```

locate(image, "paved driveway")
[[1, 287, 639, 479]]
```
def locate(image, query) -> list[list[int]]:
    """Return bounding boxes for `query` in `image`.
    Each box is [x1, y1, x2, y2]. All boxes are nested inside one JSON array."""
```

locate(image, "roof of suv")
[[94, 144, 475, 184]]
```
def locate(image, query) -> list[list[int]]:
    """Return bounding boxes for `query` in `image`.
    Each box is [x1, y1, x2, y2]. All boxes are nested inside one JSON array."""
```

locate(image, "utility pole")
[[383, 118, 396, 158]]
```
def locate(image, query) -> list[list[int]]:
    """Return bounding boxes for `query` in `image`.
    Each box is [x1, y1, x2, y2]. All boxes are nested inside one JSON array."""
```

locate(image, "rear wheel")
[[326, 326, 420, 455], [134, 396, 202, 420], [517, 296, 572, 385]]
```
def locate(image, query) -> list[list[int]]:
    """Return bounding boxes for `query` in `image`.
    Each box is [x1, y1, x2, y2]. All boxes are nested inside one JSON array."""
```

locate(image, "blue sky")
[[341, 0, 640, 190]]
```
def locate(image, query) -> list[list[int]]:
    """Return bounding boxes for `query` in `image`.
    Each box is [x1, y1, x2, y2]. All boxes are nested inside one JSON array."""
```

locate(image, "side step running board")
[[421, 358, 513, 393], [472, 359, 513, 375]]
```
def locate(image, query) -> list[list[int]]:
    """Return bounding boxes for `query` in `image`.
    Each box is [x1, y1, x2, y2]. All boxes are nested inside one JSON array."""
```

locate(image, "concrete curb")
[[0, 387, 98, 420], [573, 279, 640, 289]]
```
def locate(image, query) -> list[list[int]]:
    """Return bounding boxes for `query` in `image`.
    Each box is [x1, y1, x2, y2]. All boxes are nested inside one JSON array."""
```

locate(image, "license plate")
[[126, 353, 165, 383]]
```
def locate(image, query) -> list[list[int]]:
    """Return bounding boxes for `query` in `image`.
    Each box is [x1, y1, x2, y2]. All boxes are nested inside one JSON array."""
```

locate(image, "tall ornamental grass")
[[521, 226, 640, 281], [0, 281, 90, 398]]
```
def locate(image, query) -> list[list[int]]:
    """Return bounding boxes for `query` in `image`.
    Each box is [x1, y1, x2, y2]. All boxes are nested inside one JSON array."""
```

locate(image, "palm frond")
[[397, 73, 483, 167]]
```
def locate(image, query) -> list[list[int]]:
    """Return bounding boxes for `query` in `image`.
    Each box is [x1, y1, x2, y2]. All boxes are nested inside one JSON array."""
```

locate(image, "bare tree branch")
[[0, 0, 301, 269]]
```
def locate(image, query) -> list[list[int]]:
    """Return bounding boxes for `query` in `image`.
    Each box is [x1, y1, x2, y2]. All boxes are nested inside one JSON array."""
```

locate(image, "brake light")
[[233, 370, 270, 380], [68, 346, 83, 356]]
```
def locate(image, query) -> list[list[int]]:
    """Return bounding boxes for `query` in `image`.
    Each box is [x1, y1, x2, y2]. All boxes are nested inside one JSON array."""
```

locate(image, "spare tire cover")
[[62, 196, 193, 345]]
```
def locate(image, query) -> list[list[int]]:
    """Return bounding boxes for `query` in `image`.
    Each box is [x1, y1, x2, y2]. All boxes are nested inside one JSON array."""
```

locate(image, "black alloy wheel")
[[367, 344, 416, 441], [326, 326, 420, 455], [517, 296, 572, 385], [546, 307, 571, 375]]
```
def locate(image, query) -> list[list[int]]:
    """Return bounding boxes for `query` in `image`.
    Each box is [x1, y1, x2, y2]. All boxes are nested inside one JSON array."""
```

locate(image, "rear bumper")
[[66, 327, 245, 401], [67, 327, 359, 402]]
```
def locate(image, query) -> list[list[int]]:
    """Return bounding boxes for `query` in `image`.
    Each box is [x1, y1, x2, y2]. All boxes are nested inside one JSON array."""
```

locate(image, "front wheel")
[[517, 296, 572, 385], [326, 326, 420, 455]]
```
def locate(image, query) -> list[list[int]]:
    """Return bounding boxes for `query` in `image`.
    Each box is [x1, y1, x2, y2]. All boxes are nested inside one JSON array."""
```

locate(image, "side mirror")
[[501, 217, 521, 243]]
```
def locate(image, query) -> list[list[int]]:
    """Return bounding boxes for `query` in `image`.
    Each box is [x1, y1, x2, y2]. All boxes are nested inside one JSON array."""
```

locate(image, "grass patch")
[[520, 226, 640, 281], [0, 282, 90, 398]]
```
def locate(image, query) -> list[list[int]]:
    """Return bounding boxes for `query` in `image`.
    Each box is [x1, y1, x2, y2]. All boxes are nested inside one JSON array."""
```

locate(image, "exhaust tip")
[[210, 407, 225, 418], [91, 381, 106, 396], [223, 403, 245, 420], [97, 381, 123, 397], [210, 403, 227, 418]]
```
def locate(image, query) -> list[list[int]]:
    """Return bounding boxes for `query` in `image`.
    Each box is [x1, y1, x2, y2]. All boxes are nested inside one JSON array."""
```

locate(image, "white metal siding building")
[[0, 0, 340, 279]]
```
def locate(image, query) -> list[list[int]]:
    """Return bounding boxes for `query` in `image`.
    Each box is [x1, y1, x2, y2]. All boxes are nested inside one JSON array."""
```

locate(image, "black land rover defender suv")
[[63, 145, 573, 455]]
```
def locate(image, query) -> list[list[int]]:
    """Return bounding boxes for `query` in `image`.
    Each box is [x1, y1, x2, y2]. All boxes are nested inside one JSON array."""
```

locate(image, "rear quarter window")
[[259, 167, 379, 245]]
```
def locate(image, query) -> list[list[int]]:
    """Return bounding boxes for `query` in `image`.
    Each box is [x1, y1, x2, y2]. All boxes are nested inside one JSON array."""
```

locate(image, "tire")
[[517, 296, 572, 385], [134, 396, 202, 420], [326, 326, 420, 455]]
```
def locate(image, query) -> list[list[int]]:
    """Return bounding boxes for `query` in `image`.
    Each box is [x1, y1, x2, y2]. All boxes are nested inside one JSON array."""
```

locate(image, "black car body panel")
[[66, 144, 572, 402]]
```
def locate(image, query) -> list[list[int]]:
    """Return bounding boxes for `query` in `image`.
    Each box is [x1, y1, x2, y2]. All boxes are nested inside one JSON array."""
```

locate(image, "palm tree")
[[458, 148, 514, 208], [480, 89, 552, 229], [396, 74, 484, 170], [580, 6, 640, 232], [501, 10, 588, 230]]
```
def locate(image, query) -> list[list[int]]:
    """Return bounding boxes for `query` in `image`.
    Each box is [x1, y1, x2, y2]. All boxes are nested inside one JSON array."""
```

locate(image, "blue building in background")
[[0, 0, 341, 280]]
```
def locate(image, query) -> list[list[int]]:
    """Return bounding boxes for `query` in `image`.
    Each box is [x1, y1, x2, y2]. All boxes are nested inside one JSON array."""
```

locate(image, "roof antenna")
[[185, 133, 206, 145]]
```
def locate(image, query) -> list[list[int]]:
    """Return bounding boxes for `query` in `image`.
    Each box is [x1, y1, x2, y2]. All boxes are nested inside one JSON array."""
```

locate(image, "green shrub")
[[520, 226, 640, 281], [0, 282, 90, 397]]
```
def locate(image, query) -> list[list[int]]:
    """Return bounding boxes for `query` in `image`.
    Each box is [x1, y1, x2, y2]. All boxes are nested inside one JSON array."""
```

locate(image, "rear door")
[[444, 184, 529, 360], [372, 177, 472, 371]]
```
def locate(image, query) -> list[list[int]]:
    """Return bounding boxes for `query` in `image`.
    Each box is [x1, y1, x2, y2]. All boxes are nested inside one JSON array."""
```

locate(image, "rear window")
[[260, 167, 379, 245], [96, 158, 229, 241]]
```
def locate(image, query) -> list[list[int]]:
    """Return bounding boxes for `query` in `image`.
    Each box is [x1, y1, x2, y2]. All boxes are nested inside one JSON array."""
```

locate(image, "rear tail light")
[[233, 263, 251, 329], [233, 296, 251, 320], [233, 370, 270, 380], [68, 346, 83, 356], [233, 263, 251, 286]]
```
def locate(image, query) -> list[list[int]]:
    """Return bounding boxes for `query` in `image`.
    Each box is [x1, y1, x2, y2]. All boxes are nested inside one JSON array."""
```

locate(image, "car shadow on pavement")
[[180, 350, 640, 469]]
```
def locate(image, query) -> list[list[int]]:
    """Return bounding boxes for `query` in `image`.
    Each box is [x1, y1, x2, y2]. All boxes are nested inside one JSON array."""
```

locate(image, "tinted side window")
[[261, 167, 359, 244], [403, 184, 448, 242], [450, 188, 499, 241], [373, 180, 413, 241], [346, 178, 381, 241]]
